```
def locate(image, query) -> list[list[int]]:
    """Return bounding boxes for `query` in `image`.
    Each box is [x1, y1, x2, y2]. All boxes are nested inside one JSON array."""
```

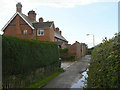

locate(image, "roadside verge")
[[28, 70, 63, 88]]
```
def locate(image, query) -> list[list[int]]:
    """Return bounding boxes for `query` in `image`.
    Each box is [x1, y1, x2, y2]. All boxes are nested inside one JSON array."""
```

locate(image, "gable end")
[[1, 12, 34, 31]]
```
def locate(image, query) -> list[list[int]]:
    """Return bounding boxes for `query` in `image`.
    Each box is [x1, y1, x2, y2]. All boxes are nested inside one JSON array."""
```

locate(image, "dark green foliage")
[[2, 35, 59, 80], [86, 47, 94, 55], [87, 33, 120, 88], [59, 48, 75, 61], [59, 48, 68, 53], [60, 55, 75, 61]]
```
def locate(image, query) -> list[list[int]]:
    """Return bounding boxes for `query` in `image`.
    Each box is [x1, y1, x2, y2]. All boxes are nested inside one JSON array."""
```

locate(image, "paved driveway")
[[43, 55, 91, 88]]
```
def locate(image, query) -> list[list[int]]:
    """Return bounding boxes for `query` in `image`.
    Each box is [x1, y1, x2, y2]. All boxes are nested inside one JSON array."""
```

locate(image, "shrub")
[[59, 48, 68, 53], [59, 48, 75, 61], [60, 55, 75, 61], [87, 33, 120, 88]]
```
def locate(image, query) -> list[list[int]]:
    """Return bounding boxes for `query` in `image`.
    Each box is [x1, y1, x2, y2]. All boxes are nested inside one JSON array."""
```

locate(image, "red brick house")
[[2, 2, 68, 48], [68, 41, 87, 59]]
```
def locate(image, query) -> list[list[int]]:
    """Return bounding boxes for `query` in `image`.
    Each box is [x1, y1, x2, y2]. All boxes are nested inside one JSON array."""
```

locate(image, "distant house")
[[2, 2, 68, 48], [68, 41, 87, 59]]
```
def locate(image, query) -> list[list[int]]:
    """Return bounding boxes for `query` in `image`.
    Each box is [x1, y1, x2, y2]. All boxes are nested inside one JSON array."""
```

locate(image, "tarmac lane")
[[43, 55, 91, 88]]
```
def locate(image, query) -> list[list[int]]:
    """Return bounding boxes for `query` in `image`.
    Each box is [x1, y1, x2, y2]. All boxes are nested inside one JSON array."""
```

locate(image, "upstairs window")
[[37, 30, 44, 36], [24, 30, 27, 34]]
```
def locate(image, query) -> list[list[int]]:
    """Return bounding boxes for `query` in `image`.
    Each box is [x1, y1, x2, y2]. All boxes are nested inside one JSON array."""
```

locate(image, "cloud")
[[27, 0, 119, 8], [0, 0, 118, 33], [0, 0, 119, 13], [18, 0, 119, 8], [1, 0, 117, 11]]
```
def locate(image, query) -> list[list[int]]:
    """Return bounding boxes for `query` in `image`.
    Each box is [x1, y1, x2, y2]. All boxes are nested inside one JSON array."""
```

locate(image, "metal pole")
[[86, 34, 95, 47]]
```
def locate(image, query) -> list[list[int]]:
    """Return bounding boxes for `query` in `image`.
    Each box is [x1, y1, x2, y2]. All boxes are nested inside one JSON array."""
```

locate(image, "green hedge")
[[87, 33, 120, 88], [59, 48, 75, 61], [59, 48, 68, 53], [2, 35, 59, 79]]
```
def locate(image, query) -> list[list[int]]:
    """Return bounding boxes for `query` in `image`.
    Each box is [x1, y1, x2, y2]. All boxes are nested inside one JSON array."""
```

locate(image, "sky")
[[0, 0, 119, 48]]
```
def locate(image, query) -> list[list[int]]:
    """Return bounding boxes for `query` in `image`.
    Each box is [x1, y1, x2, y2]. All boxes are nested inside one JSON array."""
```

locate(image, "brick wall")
[[36, 29, 51, 41], [3, 15, 35, 39], [49, 25, 55, 42], [76, 42, 82, 58], [68, 41, 87, 59], [36, 26, 54, 42], [81, 44, 87, 56], [68, 42, 76, 57]]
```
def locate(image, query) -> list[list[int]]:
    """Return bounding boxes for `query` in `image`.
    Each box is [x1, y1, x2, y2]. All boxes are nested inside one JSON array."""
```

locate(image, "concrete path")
[[43, 55, 91, 88], [61, 61, 77, 70]]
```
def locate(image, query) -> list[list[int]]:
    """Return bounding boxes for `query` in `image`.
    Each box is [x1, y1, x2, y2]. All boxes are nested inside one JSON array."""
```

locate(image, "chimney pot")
[[55, 27, 62, 35], [28, 10, 36, 20], [75, 41, 78, 43], [60, 31, 62, 35], [56, 27, 59, 31], [39, 17, 44, 22], [16, 2, 22, 13]]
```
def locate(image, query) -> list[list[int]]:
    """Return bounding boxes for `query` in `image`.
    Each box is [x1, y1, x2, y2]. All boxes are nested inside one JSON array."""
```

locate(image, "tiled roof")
[[33, 22, 53, 29], [20, 13, 53, 29], [20, 13, 37, 27], [66, 44, 71, 48], [54, 32, 68, 42], [56, 41, 63, 45]]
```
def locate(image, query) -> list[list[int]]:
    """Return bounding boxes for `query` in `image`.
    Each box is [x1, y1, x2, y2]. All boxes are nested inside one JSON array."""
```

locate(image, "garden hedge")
[[2, 35, 59, 79], [59, 48, 75, 61], [87, 33, 120, 88]]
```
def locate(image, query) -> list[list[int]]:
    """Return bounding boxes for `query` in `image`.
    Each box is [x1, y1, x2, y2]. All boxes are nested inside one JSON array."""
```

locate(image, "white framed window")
[[37, 29, 44, 36], [24, 30, 27, 34]]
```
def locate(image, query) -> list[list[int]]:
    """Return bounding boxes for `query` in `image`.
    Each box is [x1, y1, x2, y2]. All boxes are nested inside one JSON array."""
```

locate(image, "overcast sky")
[[0, 0, 119, 48]]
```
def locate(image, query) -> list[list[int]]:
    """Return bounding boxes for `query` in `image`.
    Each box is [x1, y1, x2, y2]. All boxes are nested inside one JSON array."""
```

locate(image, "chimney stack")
[[56, 27, 59, 32], [16, 2, 22, 13], [28, 10, 36, 21], [60, 31, 62, 35], [39, 17, 44, 22], [55, 27, 62, 35]]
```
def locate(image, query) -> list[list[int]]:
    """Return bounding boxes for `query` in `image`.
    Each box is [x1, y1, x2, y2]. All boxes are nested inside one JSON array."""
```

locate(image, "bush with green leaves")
[[59, 48, 75, 61], [2, 35, 59, 80], [87, 33, 120, 88]]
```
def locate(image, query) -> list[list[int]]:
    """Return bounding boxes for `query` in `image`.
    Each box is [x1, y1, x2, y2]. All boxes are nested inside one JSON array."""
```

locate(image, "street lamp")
[[86, 34, 95, 47]]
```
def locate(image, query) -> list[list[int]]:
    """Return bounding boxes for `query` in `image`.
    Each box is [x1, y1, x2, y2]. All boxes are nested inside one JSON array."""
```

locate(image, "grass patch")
[[28, 71, 62, 88]]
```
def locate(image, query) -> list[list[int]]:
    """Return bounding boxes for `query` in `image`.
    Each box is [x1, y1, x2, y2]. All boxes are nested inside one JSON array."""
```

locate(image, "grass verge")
[[28, 71, 62, 88]]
